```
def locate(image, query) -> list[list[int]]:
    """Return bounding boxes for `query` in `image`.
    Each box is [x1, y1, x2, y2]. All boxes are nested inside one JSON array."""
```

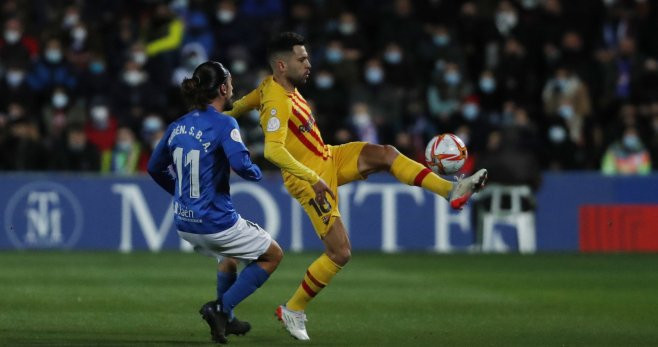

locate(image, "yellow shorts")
[[282, 141, 366, 238]]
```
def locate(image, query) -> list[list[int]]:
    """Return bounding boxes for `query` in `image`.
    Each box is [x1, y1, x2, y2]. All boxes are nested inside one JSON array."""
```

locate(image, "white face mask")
[[91, 106, 109, 128], [339, 22, 356, 35], [548, 125, 567, 143], [6, 70, 25, 87], [133, 52, 147, 65], [4, 30, 20, 44], [71, 27, 87, 41], [217, 10, 235, 24], [45, 49, 62, 63], [52, 92, 69, 108], [123, 71, 144, 86], [353, 113, 371, 127], [116, 140, 132, 152], [231, 60, 247, 74]]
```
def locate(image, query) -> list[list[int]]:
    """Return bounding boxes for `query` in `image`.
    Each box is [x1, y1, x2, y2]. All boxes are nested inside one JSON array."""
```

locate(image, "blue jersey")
[[147, 105, 262, 234]]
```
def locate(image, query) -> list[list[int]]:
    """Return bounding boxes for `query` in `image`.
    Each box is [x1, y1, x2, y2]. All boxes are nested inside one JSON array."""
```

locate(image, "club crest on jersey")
[[298, 116, 316, 133], [230, 128, 242, 143], [322, 215, 330, 225], [266, 116, 280, 132]]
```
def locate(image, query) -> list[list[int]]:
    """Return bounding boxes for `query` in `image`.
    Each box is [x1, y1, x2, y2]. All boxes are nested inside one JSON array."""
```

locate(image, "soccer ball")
[[425, 133, 468, 175]]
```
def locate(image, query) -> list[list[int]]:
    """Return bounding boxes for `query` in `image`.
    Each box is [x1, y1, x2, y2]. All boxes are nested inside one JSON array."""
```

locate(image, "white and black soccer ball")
[[425, 133, 468, 175]]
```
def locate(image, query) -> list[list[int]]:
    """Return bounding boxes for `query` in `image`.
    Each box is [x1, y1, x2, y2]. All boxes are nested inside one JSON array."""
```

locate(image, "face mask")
[[69, 140, 85, 152], [217, 10, 235, 24], [462, 103, 479, 120], [89, 61, 105, 74], [326, 48, 343, 63], [548, 125, 567, 143], [433, 34, 449, 47], [444, 71, 461, 85], [116, 140, 132, 152], [52, 92, 69, 108], [63, 14, 79, 27], [4, 30, 20, 44], [384, 51, 402, 65], [558, 104, 574, 120], [365, 67, 384, 85], [339, 22, 356, 35], [231, 60, 247, 74], [353, 113, 370, 127], [133, 52, 147, 65], [496, 12, 518, 28], [71, 27, 87, 41], [45, 49, 62, 63], [6, 71, 25, 87], [521, 0, 539, 9], [143, 116, 163, 133], [124, 71, 144, 86], [479, 77, 496, 93], [91, 106, 109, 128], [315, 75, 334, 89], [185, 55, 203, 69], [556, 78, 570, 91], [623, 135, 640, 150]]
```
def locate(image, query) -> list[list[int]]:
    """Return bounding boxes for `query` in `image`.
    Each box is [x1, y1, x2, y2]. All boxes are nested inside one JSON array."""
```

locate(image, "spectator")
[[101, 126, 143, 175], [51, 125, 100, 171], [27, 37, 77, 102], [542, 66, 591, 144], [0, 17, 39, 67], [601, 126, 651, 175]]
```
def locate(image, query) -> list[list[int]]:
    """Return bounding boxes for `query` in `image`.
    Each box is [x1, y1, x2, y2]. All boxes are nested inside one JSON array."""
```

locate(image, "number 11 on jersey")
[[173, 147, 200, 198]]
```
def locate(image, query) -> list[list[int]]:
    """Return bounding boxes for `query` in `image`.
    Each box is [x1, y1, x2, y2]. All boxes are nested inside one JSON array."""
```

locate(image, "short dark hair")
[[180, 61, 229, 111], [267, 32, 306, 61]]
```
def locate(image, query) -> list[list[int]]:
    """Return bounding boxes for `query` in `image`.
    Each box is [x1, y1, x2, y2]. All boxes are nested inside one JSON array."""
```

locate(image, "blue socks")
[[220, 262, 270, 317], [216, 271, 237, 320]]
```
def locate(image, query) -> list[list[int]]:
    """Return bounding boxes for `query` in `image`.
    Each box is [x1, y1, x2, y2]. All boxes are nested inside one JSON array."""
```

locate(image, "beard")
[[289, 72, 308, 88], [224, 98, 234, 111]]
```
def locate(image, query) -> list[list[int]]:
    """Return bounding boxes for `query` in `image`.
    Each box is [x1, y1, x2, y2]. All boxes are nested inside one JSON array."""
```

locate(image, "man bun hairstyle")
[[267, 32, 306, 62], [181, 61, 229, 110]]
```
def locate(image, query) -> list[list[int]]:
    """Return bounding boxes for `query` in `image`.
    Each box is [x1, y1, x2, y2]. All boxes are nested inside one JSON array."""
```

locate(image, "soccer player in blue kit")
[[147, 61, 284, 344]]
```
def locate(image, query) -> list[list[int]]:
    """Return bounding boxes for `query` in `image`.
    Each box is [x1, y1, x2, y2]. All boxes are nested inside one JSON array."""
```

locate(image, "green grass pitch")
[[1, 251, 658, 346]]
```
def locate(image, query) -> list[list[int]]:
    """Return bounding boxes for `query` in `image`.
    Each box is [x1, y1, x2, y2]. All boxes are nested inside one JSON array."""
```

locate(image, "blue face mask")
[[365, 68, 384, 85], [433, 35, 449, 47], [479, 77, 496, 93], [623, 135, 641, 150], [548, 126, 567, 143], [444, 71, 461, 85], [462, 103, 479, 120], [89, 61, 105, 74], [326, 49, 343, 63], [558, 104, 574, 120], [384, 51, 402, 64], [315, 75, 334, 89]]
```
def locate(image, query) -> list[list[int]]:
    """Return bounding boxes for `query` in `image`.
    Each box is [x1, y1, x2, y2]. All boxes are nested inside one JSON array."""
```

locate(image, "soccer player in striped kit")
[[147, 61, 283, 344], [227, 32, 487, 340]]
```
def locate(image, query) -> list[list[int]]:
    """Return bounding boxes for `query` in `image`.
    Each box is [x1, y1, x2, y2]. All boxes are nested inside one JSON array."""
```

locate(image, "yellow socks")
[[286, 253, 341, 311], [390, 154, 453, 198]]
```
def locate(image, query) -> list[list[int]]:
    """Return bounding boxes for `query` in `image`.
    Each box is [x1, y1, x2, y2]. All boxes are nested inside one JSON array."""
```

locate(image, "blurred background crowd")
[[1, 0, 656, 186]]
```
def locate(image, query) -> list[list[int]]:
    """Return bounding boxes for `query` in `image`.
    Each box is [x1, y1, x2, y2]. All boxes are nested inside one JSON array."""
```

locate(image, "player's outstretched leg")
[[276, 218, 349, 341], [449, 168, 488, 210], [358, 144, 487, 209]]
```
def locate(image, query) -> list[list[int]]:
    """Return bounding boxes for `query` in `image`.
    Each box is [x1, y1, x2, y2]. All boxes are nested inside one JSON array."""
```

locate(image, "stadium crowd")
[[0, 0, 656, 183]]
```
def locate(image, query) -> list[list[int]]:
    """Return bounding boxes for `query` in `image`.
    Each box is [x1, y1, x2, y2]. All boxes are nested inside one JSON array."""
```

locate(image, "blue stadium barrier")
[[1, 173, 657, 252]]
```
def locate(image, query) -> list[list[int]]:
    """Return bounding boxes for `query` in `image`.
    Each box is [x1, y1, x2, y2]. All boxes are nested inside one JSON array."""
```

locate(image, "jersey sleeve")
[[147, 124, 176, 195], [260, 95, 321, 184], [224, 86, 260, 118], [219, 116, 249, 158]]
